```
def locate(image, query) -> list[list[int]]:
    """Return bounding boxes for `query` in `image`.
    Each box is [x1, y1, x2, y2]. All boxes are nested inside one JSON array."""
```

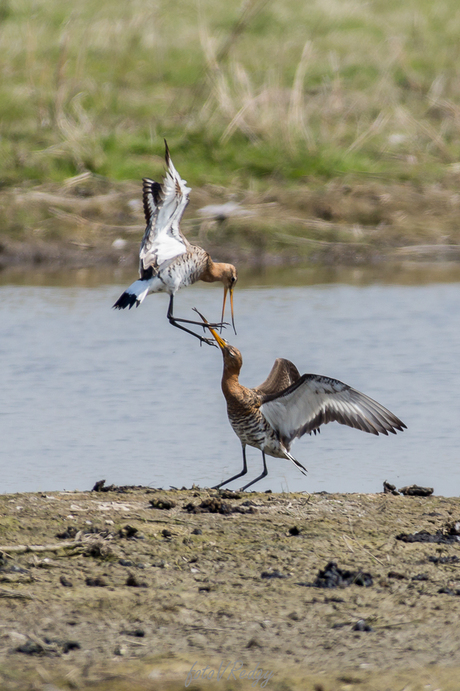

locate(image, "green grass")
[[1, 0, 460, 189]]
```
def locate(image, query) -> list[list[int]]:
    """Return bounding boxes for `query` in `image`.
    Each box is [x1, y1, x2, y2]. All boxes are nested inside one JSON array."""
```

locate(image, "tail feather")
[[113, 280, 150, 310], [285, 450, 308, 476]]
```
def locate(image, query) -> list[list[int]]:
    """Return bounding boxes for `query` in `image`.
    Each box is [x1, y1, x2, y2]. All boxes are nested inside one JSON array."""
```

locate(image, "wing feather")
[[260, 374, 406, 445], [254, 358, 301, 397], [138, 141, 191, 277]]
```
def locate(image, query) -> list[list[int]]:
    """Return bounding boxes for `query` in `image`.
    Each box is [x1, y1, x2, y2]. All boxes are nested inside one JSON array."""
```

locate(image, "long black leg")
[[240, 451, 268, 491], [168, 296, 227, 329], [167, 295, 216, 346], [212, 445, 248, 490]]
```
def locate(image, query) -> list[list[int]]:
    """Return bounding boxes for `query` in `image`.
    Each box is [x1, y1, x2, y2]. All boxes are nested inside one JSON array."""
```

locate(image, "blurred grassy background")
[[2, 0, 460, 262]]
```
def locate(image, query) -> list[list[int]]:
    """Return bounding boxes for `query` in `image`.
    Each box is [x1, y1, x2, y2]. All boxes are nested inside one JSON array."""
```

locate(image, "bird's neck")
[[222, 371, 240, 398], [200, 259, 224, 284], [222, 373, 258, 410]]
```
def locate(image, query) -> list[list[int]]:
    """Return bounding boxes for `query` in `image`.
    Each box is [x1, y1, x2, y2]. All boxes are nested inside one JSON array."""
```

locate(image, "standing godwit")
[[113, 141, 237, 345], [195, 312, 406, 491]]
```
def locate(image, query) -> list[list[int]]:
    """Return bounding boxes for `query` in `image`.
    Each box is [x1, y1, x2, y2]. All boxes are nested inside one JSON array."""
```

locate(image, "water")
[[1, 267, 459, 496]]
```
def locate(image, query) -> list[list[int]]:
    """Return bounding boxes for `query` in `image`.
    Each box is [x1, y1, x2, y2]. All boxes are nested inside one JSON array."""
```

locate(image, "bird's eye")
[[231, 276, 237, 284]]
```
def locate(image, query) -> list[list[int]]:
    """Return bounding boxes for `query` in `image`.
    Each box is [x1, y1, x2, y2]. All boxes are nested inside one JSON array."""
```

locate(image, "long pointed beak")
[[193, 308, 227, 350], [222, 287, 237, 335], [209, 324, 226, 350]]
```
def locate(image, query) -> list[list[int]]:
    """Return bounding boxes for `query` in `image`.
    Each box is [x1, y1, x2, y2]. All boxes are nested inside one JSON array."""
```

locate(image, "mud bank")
[[3, 177, 460, 273], [0, 486, 459, 690]]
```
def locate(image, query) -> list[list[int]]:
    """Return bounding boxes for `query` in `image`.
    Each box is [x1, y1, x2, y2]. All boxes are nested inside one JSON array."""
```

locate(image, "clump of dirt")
[[310, 561, 373, 588], [398, 484, 434, 496], [148, 498, 176, 510], [396, 519, 460, 543]]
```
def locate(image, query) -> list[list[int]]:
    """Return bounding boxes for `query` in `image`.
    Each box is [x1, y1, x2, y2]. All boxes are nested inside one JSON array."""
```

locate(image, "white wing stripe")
[[260, 374, 404, 444]]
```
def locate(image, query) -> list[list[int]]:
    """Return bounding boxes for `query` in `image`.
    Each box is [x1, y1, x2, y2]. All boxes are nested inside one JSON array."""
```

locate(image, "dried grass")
[[2, 0, 460, 259]]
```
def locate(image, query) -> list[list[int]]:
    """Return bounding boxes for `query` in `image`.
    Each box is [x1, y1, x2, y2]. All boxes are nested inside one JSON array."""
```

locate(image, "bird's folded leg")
[[167, 297, 217, 346]]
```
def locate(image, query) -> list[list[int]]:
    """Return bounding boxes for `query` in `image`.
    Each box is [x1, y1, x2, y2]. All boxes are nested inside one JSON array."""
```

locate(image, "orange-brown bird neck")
[[199, 259, 237, 333], [205, 327, 259, 411], [199, 259, 233, 284]]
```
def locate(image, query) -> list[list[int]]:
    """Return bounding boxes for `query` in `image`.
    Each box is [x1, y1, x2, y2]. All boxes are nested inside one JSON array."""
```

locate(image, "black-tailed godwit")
[[113, 141, 237, 345], [196, 313, 406, 491]]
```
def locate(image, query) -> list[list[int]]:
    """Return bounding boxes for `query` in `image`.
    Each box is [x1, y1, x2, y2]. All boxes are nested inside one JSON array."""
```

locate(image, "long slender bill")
[[193, 309, 227, 349], [221, 288, 237, 335]]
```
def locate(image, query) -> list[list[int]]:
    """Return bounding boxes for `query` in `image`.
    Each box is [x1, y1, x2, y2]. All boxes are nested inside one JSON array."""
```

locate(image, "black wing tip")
[[377, 419, 407, 436], [113, 292, 139, 310]]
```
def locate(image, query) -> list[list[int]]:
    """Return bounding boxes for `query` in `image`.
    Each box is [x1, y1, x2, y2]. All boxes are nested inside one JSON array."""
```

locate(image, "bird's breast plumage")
[[156, 247, 208, 292], [226, 391, 286, 457]]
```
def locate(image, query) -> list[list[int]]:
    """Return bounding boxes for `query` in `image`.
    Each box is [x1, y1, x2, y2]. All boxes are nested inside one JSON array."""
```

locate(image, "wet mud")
[[0, 486, 459, 690]]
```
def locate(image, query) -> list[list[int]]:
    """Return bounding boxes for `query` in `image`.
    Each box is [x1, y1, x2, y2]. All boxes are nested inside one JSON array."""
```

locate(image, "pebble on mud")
[[118, 525, 139, 539], [62, 640, 81, 653], [56, 526, 79, 540], [353, 619, 374, 632], [125, 573, 148, 588], [122, 628, 145, 637], [85, 576, 108, 587], [60, 576, 73, 587], [261, 570, 288, 579]]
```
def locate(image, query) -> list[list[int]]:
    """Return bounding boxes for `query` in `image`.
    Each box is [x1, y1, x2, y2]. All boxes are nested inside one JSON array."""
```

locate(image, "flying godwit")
[[195, 311, 406, 491], [113, 141, 237, 345]]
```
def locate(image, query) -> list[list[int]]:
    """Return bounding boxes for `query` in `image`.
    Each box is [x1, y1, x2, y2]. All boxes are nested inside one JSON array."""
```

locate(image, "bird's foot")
[[169, 315, 228, 329], [191, 307, 229, 331], [199, 337, 218, 348]]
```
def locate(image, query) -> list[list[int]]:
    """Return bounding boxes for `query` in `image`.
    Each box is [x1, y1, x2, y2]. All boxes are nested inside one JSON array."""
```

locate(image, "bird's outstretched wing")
[[254, 358, 301, 397], [260, 374, 406, 446], [138, 141, 191, 278]]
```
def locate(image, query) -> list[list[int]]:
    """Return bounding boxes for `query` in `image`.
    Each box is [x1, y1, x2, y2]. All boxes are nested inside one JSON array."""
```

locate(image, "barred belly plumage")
[[228, 407, 279, 453]]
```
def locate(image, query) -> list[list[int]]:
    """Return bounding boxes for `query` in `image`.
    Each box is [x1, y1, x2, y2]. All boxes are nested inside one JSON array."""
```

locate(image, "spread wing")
[[138, 141, 191, 278], [254, 358, 301, 397], [260, 374, 406, 446]]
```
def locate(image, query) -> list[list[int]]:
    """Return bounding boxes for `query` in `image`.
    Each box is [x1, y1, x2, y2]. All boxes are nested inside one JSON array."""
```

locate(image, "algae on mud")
[[0, 486, 459, 690]]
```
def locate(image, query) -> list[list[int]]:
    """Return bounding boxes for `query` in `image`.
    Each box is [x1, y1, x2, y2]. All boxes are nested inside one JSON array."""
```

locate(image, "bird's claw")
[[192, 307, 228, 331], [200, 337, 218, 348]]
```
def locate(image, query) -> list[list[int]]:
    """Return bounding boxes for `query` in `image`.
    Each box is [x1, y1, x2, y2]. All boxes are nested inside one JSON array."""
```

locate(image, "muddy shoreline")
[[3, 177, 460, 274], [0, 485, 459, 690]]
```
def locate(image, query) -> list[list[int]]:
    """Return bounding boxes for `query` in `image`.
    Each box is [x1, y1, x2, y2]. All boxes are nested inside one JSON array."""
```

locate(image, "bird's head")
[[193, 309, 242, 374], [212, 329, 243, 375]]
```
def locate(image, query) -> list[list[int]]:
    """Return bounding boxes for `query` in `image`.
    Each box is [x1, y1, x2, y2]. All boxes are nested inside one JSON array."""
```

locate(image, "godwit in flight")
[[195, 312, 406, 491], [113, 141, 237, 345]]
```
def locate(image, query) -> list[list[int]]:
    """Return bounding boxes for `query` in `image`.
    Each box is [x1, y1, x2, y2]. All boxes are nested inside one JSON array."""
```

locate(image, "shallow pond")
[[1, 264, 459, 496]]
